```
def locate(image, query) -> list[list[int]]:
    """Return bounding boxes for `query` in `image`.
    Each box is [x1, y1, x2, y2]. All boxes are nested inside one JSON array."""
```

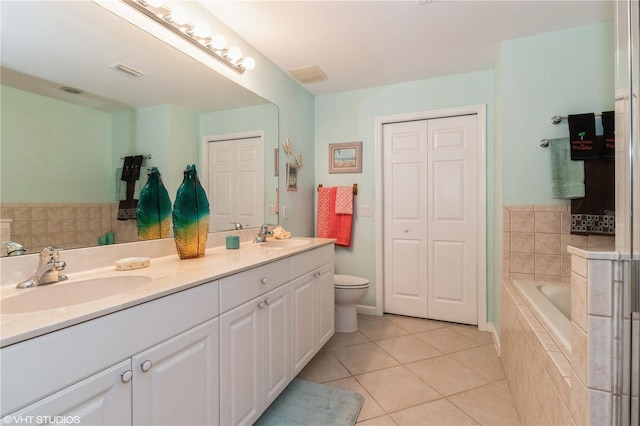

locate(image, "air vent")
[[110, 63, 146, 77], [288, 65, 327, 84], [60, 86, 83, 95]]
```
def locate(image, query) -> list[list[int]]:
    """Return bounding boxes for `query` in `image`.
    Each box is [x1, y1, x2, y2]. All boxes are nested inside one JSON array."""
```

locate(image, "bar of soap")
[[115, 257, 150, 271]]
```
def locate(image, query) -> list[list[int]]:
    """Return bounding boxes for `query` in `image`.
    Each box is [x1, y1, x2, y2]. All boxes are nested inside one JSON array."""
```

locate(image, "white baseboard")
[[486, 322, 501, 356], [356, 305, 379, 316]]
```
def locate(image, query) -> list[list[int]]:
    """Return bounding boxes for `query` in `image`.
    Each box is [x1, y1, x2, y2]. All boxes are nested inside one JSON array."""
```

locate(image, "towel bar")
[[317, 184, 358, 195]]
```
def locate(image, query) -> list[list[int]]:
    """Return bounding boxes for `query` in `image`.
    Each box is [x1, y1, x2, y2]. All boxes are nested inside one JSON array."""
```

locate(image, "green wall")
[[314, 70, 495, 309], [500, 23, 615, 206], [1, 86, 113, 203], [313, 22, 614, 329]]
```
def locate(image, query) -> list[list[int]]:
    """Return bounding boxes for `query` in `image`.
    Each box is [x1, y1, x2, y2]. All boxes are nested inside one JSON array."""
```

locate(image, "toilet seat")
[[334, 274, 369, 289]]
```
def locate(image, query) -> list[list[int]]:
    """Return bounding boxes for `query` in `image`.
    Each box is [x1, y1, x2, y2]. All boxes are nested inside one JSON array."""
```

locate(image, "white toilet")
[[334, 274, 369, 333]]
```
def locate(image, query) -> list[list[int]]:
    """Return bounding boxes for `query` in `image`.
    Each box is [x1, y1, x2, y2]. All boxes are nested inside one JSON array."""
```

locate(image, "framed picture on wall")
[[329, 141, 362, 174], [286, 163, 298, 191]]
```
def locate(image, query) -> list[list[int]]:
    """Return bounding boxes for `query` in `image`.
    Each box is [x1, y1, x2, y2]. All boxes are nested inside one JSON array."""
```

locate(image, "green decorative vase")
[[136, 167, 172, 241], [172, 164, 210, 259]]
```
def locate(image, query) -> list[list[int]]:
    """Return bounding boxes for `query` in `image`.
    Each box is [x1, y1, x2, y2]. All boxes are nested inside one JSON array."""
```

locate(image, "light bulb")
[[193, 22, 210, 39], [169, 6, 188, 25], [210, 34, 226, 50], [241, 57, 256, 70], [227, 46, 242, 62]]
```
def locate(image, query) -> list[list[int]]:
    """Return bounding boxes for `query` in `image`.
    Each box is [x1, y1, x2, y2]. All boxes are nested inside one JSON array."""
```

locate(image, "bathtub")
[[513, 280, 571, 351]]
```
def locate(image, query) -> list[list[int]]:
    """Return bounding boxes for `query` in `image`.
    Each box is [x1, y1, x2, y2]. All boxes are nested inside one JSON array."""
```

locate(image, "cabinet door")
[[8, 360, 131, 426], [133, 318, 219, 426], [290, 273, 316, 376], [220, 297, 262, 426], [262, 284, 290, 407], [315, 263, 335, 349]]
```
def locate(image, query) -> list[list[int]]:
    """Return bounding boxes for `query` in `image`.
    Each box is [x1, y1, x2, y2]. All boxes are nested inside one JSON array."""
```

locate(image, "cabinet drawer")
[[219, 258, 290, 313], [290, 244, 334, 279]]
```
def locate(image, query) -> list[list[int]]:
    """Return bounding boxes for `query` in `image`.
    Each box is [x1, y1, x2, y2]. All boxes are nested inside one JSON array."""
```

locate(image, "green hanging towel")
[[136, 167, 172, 241], [172, 164, 210, 259]]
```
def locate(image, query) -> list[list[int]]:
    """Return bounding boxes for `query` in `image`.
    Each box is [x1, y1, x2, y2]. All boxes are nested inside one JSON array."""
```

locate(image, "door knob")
[[121, 370, 133, 382], [141, 360, 152, 372], [258, 301, 265, 309]]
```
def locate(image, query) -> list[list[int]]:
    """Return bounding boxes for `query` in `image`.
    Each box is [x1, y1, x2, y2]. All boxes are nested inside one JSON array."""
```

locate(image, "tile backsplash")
[[0, 202, 138, 255], [503, 205, 614, 283]]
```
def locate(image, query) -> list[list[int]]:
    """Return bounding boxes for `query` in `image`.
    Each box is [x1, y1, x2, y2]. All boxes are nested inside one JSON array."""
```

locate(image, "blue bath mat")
[[254, 379, 364, 426]]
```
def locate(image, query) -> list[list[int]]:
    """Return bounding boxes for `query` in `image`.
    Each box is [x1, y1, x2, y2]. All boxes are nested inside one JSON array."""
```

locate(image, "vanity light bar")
[[122, 0, 254, 74]]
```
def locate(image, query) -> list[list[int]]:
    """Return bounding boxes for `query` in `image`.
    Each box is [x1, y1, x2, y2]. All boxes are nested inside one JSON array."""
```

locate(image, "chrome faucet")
[[1, 241, 27, 256], [16, 246, 68, 288], [253, 224, 274, 243], [230, 222, 244, 230]]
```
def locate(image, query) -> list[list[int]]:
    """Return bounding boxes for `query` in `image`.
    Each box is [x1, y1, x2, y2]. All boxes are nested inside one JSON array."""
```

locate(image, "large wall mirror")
[[0, 1, 279, 256]]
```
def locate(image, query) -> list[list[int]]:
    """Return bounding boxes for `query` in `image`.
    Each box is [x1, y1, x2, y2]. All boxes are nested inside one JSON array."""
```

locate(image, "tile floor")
[[296, 314, 522, 425]]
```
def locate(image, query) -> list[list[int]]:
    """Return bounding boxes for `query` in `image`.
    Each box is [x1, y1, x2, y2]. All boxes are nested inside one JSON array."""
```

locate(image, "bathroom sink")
[[260, 239, 311, 248], [1, 275, 154, 314]]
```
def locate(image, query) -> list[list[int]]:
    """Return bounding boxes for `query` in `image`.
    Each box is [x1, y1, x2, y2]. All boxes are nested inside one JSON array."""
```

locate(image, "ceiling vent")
[[288, 65, 327, 84], [110, 63, 146, 77]]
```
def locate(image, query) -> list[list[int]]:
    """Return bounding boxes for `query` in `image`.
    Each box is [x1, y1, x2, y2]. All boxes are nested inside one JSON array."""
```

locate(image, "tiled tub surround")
[[567, 246, 619, 425], [0, 202, 138, 254], [502, 246, 621, 425], [503, 205, 614, 284], [501, 280, 572, 425]]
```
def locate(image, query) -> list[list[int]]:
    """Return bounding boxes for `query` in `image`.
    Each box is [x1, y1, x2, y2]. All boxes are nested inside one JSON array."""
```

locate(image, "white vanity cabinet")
[[8, 318, 219, 426], [7, 359, 132, 425], [1, 281, 220, 425], [219, 261, 290, 426], [132, 318, 219, 426], [290, 245, 335, 375]]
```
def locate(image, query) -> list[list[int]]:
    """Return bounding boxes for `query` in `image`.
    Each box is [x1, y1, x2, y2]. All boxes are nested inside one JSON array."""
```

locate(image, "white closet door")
[[205, 135, 264, 231], [426, 115, 478, 325], [208, 140, 235, 231], [382, 115, 479, 325], [383, 120, 430, 317]]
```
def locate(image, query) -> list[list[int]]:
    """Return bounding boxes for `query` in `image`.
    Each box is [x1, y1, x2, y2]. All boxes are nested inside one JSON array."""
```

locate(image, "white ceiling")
[[201, 0, 615, 95]]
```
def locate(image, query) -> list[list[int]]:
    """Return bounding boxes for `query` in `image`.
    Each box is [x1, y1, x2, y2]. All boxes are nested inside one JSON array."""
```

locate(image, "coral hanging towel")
[[317, 186, 353, 247]]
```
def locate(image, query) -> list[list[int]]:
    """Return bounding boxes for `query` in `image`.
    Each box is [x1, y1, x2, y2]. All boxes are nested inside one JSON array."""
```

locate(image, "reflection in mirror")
[[0, 1, 279, 256]]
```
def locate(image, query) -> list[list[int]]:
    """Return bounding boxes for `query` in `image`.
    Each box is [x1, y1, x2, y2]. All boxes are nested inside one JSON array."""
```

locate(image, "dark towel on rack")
[[601, 111, 615, 159], [568, 113, 598, 160], [118, 155, 145, 220], [570, 143, 615, 235]]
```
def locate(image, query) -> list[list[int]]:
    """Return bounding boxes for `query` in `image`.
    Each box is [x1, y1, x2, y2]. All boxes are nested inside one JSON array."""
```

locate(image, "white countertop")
[[0, 238, 334, 348]]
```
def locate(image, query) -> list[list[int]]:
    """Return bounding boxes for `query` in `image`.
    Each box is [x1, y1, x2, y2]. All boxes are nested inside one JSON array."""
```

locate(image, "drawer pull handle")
[[141, 360, 152, 372], [265, 297, 270, 305], [314, 272, 321, 278], [258, 301, 265, 309], [121, 370, 133, 383], [260, 277, 268, 285]]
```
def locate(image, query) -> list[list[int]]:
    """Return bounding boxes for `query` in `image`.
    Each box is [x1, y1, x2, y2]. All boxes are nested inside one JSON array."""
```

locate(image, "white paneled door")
[[383, 115, 479, 325], [203, 133, 264, 232]]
